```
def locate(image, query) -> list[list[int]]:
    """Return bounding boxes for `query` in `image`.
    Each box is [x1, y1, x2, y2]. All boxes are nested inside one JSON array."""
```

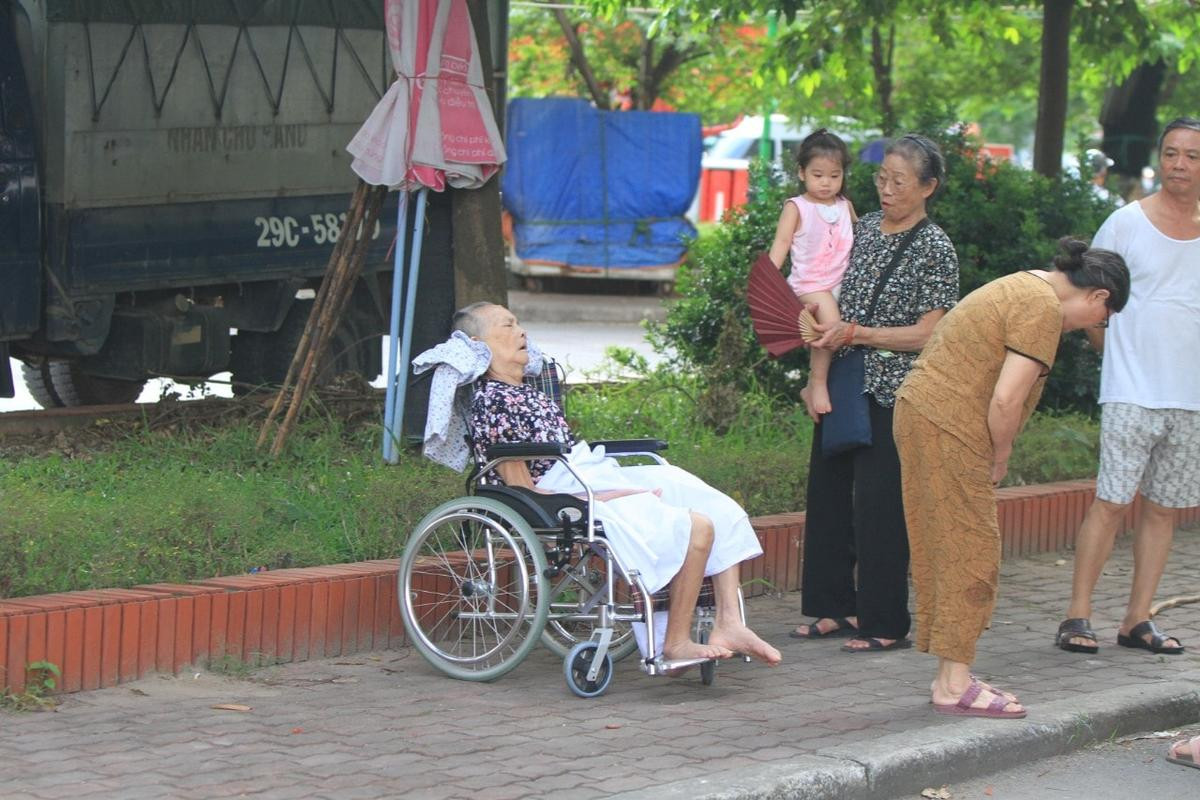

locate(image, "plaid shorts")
[[1096, 403, 1200, 508]]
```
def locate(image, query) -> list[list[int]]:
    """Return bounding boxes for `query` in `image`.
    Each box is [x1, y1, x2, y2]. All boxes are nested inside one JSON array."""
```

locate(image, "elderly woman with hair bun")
[[895, 238, 1130, 718], [791, 134, 960, 653]]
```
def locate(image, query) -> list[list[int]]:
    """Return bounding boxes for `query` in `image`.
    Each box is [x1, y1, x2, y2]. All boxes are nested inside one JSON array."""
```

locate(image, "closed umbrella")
[[348, 0, 506, 463]]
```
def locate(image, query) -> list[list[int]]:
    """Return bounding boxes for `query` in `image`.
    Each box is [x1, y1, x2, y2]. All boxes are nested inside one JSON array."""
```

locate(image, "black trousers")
[[800, 398, 911, 640]]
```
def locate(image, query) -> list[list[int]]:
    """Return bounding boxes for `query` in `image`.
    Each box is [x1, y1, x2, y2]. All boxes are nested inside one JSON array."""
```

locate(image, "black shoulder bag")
[[821, 217, 929, 458]]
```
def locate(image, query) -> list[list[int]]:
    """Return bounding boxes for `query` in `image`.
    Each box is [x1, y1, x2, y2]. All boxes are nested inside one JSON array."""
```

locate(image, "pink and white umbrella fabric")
[[346, 0, 506, 462], [348, 0, 506, 191]]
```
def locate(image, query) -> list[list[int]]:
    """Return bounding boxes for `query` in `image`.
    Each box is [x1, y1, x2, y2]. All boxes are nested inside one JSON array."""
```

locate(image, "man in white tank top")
[[1058, 118, 1200, 656]]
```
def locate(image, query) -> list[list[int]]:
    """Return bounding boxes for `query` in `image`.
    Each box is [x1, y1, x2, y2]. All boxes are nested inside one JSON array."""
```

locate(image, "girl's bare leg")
[[799, 290, 841, 416]]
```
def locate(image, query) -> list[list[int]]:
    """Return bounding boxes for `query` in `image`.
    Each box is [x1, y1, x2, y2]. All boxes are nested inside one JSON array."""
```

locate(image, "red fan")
[[746, 252, 819, 357]]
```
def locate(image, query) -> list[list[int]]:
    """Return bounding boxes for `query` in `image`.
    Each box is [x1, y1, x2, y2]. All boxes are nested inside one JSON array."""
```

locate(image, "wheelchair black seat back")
[[396, 358, 734, 697]]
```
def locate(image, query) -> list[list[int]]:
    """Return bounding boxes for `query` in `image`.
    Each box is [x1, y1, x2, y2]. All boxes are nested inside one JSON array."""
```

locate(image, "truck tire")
[[21, 362, 66, 408], [48, 362, 144, 406], [229, 301, 373, 395]]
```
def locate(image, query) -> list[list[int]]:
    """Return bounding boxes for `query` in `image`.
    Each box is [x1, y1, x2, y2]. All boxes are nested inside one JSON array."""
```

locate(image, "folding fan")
[[746, 253, 820, 357]]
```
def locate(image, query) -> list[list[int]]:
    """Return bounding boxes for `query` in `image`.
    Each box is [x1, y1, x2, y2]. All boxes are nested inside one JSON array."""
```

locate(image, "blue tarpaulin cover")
[[502, 98, 700, 271]]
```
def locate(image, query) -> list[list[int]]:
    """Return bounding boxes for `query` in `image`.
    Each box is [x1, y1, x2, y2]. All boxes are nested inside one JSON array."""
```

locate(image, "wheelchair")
[[396, 363, 749, 697]]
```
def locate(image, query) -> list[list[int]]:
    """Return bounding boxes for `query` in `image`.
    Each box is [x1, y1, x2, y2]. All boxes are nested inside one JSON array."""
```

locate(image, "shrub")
[[654, 118, 1118, 414]]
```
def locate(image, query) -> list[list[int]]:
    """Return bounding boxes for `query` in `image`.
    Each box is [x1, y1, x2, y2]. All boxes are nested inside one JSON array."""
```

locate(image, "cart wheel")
[[564, 642, 613, 698], [699, 628, 716, 686]]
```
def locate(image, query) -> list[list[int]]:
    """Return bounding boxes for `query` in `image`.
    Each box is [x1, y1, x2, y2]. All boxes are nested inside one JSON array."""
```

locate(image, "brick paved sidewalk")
[[2, 530, 1199, 800]]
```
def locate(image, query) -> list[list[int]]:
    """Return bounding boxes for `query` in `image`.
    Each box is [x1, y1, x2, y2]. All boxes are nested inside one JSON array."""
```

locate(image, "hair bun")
[[1053, 237, 1089, 271]]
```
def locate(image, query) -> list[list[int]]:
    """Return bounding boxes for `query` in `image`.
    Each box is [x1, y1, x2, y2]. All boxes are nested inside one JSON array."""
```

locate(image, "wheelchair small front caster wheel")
[[564, 642, 613, 698], [698, 628, 716, 686]]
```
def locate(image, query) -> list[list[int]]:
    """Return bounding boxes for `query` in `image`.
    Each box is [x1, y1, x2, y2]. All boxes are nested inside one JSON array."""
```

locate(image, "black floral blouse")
[[837, 211, 959, 407], [470, 378, 575, 482]]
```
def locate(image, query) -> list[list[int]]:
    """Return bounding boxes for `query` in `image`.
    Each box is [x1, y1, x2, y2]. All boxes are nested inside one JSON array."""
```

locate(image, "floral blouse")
[[469, 378, 575, 482], [836, 211, 960, 407]]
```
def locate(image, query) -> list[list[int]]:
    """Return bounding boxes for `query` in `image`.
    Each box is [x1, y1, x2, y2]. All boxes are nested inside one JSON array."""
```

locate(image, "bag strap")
[[863, 216, 930, 324]]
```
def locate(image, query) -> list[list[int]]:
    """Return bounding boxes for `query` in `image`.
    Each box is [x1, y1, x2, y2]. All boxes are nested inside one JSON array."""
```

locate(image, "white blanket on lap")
[[536, 442, 762, 594]]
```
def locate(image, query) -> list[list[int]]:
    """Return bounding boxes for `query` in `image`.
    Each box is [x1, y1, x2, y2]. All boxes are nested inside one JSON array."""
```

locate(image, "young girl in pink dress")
[[767, 129, 856, 415]]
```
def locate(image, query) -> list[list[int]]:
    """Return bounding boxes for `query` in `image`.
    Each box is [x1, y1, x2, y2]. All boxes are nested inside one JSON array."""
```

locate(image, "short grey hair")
[[1159, 117, 1200, 152], [884, 133, 947, 199], [451, 301, 496, 338]]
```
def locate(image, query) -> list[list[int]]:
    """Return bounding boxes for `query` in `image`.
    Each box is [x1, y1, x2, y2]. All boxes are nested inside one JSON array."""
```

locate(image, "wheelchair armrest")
[[485, 442, 571, 459], [591, 438, 669, 454]]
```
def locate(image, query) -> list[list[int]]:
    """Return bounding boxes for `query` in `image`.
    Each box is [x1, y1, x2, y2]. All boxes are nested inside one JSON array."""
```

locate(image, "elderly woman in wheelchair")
[[398, 302, 779, 697]]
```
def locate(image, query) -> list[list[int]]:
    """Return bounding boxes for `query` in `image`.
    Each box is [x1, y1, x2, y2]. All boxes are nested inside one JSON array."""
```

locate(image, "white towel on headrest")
[[412, 331, 545, 470]]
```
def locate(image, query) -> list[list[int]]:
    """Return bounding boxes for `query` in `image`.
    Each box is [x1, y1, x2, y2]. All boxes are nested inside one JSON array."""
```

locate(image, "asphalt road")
[[907, 728, 1200, 800]]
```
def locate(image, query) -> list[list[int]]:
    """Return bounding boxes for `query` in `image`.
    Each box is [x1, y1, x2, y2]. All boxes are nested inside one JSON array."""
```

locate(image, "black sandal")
[[1117, 620, 1185, 654], [1056, 618, 1099, 654], [789, 617, 856, 639]]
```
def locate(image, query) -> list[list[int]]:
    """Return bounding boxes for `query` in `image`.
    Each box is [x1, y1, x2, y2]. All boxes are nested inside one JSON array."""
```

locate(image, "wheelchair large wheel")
[[398, 497, 550, 682], [540, 543, 640, 663]]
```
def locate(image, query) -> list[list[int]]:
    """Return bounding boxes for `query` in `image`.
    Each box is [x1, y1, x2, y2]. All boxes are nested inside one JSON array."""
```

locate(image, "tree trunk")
[[552, 9, 610, 110], [870, 23, 896, 136], [636, 34, 654, 109], [1100, 59, 1166, 177], [1033, 0, 1073, 178], [454, 0, 507, 310]]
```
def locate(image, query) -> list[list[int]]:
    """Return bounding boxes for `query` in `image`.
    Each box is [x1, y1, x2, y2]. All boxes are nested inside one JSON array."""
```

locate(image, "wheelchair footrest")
[[644, 655, 715, 676]]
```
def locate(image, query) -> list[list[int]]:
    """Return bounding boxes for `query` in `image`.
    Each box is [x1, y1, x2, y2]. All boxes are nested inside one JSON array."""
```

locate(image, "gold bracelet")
[[845, 322, 857, 347]]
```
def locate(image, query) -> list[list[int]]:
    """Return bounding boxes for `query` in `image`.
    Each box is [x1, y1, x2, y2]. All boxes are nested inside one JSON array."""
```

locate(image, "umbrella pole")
[[381, 191, 411, 463], [388, 187, 429, 459]]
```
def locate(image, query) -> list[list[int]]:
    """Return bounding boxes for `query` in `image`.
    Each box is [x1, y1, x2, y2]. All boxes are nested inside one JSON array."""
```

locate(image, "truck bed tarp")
[[42, 0, 383, 28], [501, 97, 699, 271]]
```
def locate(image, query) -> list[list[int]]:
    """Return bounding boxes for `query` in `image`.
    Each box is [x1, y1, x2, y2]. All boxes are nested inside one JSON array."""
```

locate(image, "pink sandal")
[[933, 677, 1026, 719], [1167, 735, 1200, 770]]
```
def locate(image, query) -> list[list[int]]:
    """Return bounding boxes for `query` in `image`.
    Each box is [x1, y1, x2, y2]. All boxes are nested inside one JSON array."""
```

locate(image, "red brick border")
[[2, 481, 1197, 695]]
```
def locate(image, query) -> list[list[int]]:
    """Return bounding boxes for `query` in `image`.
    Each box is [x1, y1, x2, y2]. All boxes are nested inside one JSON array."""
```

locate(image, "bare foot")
[[799, 385, 819, 422], [809, 382, 832, 416], [932, 680, 1024, 715], [662, 639, 732, 663], [709, 623, 782, 666]]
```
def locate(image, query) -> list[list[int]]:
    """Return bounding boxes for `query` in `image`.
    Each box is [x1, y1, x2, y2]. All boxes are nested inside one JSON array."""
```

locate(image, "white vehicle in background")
[[694, 115, 870, 223]]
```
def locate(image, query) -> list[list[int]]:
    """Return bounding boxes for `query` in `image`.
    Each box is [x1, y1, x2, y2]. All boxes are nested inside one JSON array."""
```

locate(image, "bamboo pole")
[[255, 181, 369, 450], [257, 181, 387, 455]]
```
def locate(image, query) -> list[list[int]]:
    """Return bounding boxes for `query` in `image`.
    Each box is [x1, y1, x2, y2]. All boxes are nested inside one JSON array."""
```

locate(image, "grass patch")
[[0, 362, 1100, 599], [0, 418, 460, 598], [205, 653, 281, 678]]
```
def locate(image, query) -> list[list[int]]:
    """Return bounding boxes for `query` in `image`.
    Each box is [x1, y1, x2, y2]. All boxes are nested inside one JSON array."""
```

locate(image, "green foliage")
[[648, 159, 811, 400], [586, 1, 1200, 168], [1006, 412, 1101, 486], [508, 6, 770, 124], [1, 661, 61, 712], [656, 113, 1115, 413]]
